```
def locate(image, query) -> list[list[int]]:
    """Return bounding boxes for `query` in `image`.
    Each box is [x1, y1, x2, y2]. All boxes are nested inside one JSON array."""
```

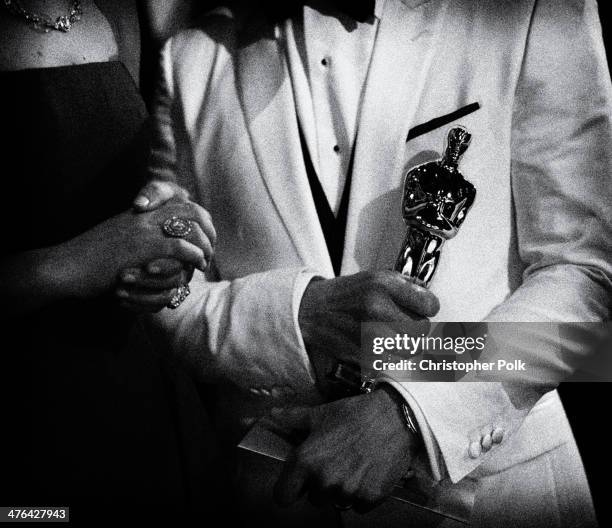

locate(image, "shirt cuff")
[[291, 270, 324, 387]]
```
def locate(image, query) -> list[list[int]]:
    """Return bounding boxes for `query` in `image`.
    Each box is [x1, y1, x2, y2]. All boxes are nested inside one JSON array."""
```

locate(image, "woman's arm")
[[1, 200, 215, 316], [0, 245, 83, 315]]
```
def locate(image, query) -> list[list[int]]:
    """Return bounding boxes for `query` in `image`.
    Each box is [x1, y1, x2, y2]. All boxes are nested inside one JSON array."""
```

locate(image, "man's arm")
[[273, 0, 612, 503], [134, 35, 322, 403], [140, 33, 440, 406], [392, 0, 612, 484]]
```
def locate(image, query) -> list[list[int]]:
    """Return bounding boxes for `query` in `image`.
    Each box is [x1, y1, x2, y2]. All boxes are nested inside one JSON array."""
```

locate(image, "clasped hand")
[[53, 180, 215, 312], [110, 180, 216, 312]]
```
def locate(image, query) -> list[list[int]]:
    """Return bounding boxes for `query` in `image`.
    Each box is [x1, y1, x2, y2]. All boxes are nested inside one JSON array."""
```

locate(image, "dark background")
[[555, 5, 610, 527]]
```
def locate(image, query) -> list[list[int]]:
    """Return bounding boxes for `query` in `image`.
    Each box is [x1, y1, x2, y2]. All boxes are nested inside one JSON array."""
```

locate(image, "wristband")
[[329, 362, 421, 439]]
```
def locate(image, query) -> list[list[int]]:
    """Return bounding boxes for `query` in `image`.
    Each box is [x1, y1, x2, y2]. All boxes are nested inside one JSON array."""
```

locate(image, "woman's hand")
[[112, 181, 217, 312], [115, 258, 195, 313], [0, 198, 215, 316], [0, 184, 216, 316], [50, 199, 215, 301]]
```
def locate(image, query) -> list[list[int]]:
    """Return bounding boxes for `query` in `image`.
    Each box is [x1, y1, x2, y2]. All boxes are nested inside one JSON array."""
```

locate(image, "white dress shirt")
[[285, 0, 386, 215]]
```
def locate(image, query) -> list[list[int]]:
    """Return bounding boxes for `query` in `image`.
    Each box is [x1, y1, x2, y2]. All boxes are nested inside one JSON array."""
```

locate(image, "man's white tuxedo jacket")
[[148, 0, 611, 520]]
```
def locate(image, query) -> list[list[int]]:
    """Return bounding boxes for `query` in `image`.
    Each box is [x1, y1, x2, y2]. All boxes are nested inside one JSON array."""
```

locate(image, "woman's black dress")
[[0, 62, 226, 523]]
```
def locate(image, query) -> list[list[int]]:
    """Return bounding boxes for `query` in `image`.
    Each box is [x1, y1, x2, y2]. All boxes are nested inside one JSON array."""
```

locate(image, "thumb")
[[269, 406, 313, 433], [133, 180, 189, 212], [387, 273, 440, 318]]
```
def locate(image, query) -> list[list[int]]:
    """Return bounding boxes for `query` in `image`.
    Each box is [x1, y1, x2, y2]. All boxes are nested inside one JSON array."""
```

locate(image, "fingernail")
[[149, 265, 161, 274], [134, 196, 150, 208], [122, 273, 136, 283], [116, 289, 129, 299]]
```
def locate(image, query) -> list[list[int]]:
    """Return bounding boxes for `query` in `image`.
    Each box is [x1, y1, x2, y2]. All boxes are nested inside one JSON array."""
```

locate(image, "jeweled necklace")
[[3, 0, 82, 33]]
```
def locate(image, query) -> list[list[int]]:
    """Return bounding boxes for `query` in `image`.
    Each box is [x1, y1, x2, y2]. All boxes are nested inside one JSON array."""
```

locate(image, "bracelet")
[[400, 401, 421, 439], [329, 362, 421, 439]]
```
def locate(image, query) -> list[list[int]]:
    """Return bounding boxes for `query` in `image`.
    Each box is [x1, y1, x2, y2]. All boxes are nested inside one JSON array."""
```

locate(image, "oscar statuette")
[[395, 126, 476, 285], [328, 126, 477, 393]]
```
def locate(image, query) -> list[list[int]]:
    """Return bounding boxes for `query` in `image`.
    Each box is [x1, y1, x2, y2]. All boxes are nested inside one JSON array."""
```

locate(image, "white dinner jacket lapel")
[[341, 0, 448, 274], [236, 16, 335, 277]]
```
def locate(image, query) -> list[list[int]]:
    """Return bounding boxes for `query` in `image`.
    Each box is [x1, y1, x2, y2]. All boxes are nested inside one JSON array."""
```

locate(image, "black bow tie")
[[271, 0, 376, 23]]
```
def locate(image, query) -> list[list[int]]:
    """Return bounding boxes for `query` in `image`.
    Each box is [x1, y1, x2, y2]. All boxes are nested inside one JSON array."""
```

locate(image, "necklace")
[[3, 0, 82, 33]]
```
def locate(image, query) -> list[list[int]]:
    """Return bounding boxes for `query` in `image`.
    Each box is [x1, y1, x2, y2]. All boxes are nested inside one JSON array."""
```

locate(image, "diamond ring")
[[162, 216, 192, 238], [167, 284, 191, 309]]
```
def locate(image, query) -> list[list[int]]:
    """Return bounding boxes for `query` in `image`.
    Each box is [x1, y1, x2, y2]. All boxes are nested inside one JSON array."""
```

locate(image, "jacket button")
[[481, 433, 493, 451], [492, 427, 504, 444], [469, 441, 482, 459]]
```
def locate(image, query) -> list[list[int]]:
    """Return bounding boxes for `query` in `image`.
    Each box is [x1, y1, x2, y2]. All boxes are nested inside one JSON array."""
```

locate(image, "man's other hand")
[[272, 386, 419, 513]]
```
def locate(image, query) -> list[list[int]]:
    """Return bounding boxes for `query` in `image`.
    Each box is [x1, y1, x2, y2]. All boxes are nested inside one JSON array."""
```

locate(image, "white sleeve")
[[145, 38, 322, 404], [389, 0, 612, 484]]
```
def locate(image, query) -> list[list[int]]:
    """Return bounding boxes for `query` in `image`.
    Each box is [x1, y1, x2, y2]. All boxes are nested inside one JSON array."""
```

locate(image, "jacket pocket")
[[407, 102, 481, 142]]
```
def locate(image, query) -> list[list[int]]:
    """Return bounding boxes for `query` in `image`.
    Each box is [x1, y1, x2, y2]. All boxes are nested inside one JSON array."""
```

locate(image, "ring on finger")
[[167, 284, 191, 309], [162, 216, 192, 238]]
